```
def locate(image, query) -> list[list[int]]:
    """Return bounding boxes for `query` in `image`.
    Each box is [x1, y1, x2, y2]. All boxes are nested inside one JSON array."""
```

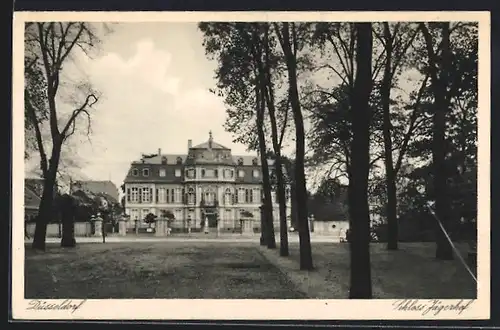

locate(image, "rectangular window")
[[238, 188, 246, 204], [131, 187, 139, 203], [142, 187, 151, 203], [224, 209, 233, 227], [159, 169, 166, 177], [174, 188, 182, 203], [175, 169, 181, 177], [158, 188, 166, 203], [166, 189, 170, 204], [253, 188, 260, 204], [131, 208, 139, 220], [175, 209, 183, 220], [185, 169, 196, 178], [171, 189, 175, 203], [143, 168, 150, 177], [127, 188, 131, 202]]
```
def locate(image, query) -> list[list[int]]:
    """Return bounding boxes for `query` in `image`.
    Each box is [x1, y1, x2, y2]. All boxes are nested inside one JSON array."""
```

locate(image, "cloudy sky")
[[26, 22, 261, 191]]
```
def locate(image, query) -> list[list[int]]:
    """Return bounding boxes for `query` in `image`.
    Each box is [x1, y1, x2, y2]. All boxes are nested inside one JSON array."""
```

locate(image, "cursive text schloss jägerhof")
[[393, 299, 474, 316], [26, 299, 87, 314]]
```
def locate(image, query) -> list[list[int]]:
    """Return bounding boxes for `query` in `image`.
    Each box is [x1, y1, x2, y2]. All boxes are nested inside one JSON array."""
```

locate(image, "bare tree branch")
[[60, 94, 98, 140]]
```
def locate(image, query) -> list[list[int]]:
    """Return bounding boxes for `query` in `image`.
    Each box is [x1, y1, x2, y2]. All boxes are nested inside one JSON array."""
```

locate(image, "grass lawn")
[[24, 242, 306, 299], [273, 242, 476, 299]]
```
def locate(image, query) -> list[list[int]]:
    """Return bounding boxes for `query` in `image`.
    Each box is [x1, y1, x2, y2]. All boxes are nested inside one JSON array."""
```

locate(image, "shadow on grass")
[[284, 242, 476, 299]]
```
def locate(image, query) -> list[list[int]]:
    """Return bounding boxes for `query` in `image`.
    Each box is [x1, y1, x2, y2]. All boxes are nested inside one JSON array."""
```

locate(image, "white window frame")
[[238, 188, 246, 203], [224, 188, 232, 204], [175, 169, 181, 177], [131, 187, 139, 203], [186, 168, 195, 179], [253, 188, 261, 204], [188, 188, 195, 204], [204, 188, 216, 204], [142, 187, 151, 203], [132, 168, 139, 176], [159, 168, 166, 177], [174, 188, 182, 203], [158, 188, 166, 203], [143, 168, 150, 177], [238, 170, 245, 178], [253, 169, 260, 178]]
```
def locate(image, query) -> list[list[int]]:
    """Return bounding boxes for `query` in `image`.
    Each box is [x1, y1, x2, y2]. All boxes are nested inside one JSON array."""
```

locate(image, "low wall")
[[313, 221, 349, 238], [26, 222, 93, 238]]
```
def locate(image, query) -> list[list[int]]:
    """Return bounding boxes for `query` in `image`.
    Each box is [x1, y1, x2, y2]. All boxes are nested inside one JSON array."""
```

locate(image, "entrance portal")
[[206, 213, 218, 228]]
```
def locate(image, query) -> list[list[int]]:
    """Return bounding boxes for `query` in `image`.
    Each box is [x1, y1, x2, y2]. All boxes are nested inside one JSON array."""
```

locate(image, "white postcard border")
[[11, 11, 491, 320]]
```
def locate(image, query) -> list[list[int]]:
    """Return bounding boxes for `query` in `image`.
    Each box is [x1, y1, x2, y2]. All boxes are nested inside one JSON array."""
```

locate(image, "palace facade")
[[122, 132, 291, 233]]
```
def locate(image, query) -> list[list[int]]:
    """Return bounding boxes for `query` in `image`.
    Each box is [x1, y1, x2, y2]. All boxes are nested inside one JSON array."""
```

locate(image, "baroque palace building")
[[122, 131, 291, 233]]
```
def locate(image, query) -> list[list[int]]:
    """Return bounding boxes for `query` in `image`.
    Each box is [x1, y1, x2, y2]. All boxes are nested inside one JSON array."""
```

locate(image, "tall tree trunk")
[[274, 157, 289, 256], [60, 194, 76, 247], [348, 23, 373, 298], [290, 179, 298, 229], [381, 23, 398, 250], [278, 23, 313, 269], [32, 144, 61, 250], [432, 23, 453, 260], [259, 26, 289, 256], [420, 23, 454, 260], [256, 84, 276, 249]]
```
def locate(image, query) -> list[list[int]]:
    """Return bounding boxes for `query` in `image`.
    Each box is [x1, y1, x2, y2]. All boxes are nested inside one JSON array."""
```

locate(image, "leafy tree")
[[25, 22, 109, 250], [373, 22, 420, 250], [199, 22, 277, 248], [144, 213, 158, 225], [252, 23, 291, 257], [417, 22, 478, 260], [161, 209, 175, 220], [273, 22, 314, 270]]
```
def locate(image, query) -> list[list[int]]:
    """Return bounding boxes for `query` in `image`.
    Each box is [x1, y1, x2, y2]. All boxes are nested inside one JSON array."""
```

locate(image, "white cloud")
[[67, 35, 251, 190], [90, 38, 180, 95]]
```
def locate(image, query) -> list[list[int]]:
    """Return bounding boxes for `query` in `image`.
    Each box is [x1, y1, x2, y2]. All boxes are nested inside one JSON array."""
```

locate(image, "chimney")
[[188, 139, 192, 149], [158, 148, 161, 156]]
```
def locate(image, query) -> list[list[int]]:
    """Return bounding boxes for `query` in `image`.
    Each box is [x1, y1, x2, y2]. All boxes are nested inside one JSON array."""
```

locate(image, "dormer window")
[[237, 158, 244, 166], [132, 168, 139, 176], [176, 157, 183, 164], [159, 169, 166, 177], [161, 156, 167, 165], [252, 158, 258, 166], [223, 169, 234, 179], [238, 170, 245, 178], [186, 168, 196, 179], [253, 169, 260, 178], [143, 168, 150, 177]]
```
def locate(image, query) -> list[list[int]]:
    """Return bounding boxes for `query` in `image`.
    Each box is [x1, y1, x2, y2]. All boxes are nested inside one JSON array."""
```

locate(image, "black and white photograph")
[[12, 11, 490, 320]]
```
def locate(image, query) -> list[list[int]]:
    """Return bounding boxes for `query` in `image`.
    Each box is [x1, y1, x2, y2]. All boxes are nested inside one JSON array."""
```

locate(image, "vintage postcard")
[[12, 11, 490, 320]]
